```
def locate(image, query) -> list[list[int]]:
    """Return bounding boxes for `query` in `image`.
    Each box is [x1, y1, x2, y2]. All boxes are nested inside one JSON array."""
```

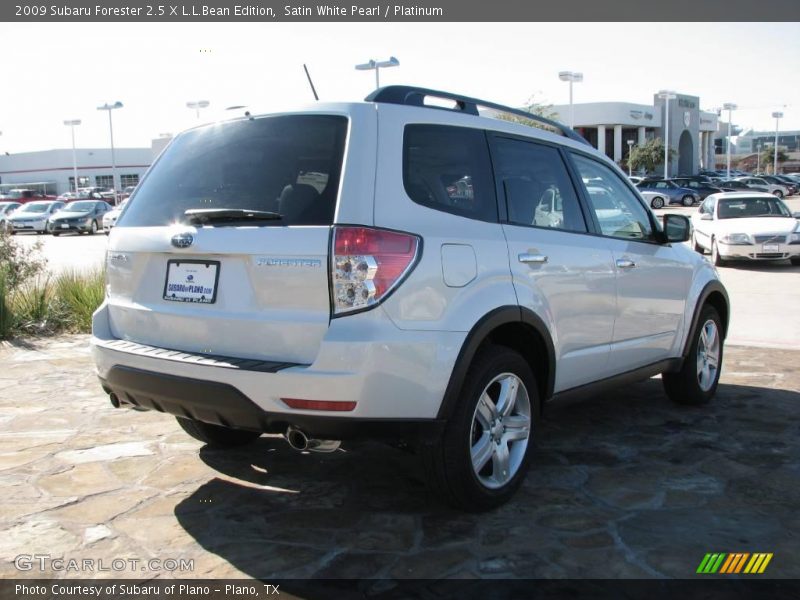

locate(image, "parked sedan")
[[638, 190, 669, 210], [761, 175, 797, 196], [5, 201, 65, 234], [735, 177, 789, 198], [47, 200, 111, 235], [671, 178, 723, 201], [691, 192, 800, 266], [102, 198, 129, 233], [636, 179, 699, 206], [717, 180, 768, 193], [0, 201, 22, 227]]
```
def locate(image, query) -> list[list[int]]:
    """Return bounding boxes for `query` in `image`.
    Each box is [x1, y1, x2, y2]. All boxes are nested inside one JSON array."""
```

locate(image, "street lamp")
[[658, 90, 677, 179], [627, 139, 634, 176], [723, 102, 737, 179], [558, 71, 583, 129], [355, 56, 399, 90], [186, 100, 210, 120], [63, 119, 81, 194], [756, 143, 761, 175], [97, 101, 123, 205], [772, 111, 783, 175]]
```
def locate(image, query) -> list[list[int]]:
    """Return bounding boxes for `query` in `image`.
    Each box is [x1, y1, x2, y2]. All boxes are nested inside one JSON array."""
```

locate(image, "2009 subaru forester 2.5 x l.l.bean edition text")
[[92, 86, 729, 511]]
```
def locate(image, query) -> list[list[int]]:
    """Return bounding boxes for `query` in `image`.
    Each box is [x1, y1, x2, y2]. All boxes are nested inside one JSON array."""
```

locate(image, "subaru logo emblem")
[[171, 232, 194, 248]]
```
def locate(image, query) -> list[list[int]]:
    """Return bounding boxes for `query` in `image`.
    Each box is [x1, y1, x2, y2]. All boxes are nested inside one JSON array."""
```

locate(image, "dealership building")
[[0, 146, 154, 195], [551, 92, 720, 175]]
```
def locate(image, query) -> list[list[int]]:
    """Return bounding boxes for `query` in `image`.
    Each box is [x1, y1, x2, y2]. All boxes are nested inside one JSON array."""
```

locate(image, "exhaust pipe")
[[109, 393, 121, 408], [285, 427, 341, 453]]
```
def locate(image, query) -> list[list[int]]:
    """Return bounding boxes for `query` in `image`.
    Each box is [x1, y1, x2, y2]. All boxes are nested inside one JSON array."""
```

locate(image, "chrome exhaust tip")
[[285, 427, 341, 453], [109, 393, 121, 408]]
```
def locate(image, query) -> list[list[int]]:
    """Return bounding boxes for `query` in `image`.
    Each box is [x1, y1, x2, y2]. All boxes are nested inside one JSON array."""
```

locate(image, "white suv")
[[92, 87, 729, 510]]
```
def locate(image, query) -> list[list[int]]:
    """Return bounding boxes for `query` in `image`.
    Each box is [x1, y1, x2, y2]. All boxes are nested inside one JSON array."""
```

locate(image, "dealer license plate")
[[163, 260, 219, 304], [61, 224, 69, 229], [762, 244, 780, 252]]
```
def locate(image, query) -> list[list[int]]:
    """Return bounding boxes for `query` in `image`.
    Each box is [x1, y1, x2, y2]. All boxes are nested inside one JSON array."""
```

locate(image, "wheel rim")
[[696, 319, 720, 392], [653, 197, 664, 209], [470, 372, 531, 490], [91, 221, 97, 232]]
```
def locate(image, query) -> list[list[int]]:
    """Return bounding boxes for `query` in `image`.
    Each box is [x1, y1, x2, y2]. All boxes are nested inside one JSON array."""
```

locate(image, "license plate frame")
[[762, 243, 780, 252], [60, 223, 70, 229], [163, 260, 220, 304]]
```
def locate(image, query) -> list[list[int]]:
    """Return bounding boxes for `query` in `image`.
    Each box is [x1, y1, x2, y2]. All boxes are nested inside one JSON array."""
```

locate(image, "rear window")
[[403, 125, 497, 222], [120, 115, 347, 227]]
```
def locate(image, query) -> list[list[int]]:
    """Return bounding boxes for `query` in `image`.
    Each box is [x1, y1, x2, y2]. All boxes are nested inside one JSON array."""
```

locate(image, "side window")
[[570, 153, 655, 241], [490, 137, 586, 233], [403, 125, 497, 222]]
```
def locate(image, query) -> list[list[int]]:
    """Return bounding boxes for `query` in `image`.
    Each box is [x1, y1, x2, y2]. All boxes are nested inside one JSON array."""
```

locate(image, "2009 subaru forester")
[[92, 86, 729, 510]]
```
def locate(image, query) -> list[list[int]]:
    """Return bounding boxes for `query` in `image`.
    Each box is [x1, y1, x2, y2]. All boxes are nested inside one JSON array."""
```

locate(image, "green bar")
[[697, 553, 713, 573], [711, 553, 727, 573]]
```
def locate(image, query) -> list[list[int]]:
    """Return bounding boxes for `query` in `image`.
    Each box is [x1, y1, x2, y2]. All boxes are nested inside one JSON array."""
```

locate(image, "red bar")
[[281, 398, 356, 412]]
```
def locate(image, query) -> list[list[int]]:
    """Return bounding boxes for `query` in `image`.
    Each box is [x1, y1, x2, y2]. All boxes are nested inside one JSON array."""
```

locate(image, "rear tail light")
[[331, 226, 420, 315]]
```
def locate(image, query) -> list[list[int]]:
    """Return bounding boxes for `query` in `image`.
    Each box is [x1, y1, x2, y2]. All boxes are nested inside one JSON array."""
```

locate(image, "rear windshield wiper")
[[184, 208, 282, 225]]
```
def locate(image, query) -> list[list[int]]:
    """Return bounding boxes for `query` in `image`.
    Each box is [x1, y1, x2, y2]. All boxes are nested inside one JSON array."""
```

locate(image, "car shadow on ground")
[[173, 379, 800, 581]]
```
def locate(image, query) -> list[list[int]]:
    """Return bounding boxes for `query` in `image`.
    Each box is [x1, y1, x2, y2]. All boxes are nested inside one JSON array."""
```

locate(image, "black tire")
[[422, 345, 540, 511], [89, 220, 98, 235], [692, 232, 704, 254], [651, 196, 665, 210], [791, 256, 800, 267], [663, 305, 723, 406], [711, 238, 727, 267], [682, 195, 695, 207], [176, 417, 261, 448], [773, 190, 783, 199], [52, 232, 60, 237]]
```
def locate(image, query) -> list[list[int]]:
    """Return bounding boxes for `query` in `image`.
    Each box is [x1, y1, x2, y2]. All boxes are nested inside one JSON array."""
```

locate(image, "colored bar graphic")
[[699, 552, 773, 574]]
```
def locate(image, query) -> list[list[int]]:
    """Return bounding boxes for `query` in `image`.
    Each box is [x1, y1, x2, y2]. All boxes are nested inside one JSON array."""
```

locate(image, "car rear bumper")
[[91, 301, 465, 427]]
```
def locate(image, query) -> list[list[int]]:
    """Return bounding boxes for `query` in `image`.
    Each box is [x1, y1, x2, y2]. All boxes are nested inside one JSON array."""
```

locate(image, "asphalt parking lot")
[[3, 198, 798, 582]]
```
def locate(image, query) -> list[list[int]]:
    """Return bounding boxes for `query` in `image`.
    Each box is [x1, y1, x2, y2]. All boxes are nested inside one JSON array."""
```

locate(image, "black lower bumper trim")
[[101, 365, 444, 442]]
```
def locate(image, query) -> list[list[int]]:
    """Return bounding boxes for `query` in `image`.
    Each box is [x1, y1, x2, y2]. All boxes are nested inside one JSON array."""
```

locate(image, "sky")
[[1, 22, 798, 153]]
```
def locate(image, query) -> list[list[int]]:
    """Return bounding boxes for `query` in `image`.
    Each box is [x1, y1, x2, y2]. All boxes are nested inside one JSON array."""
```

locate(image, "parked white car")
[[639, 190, 668, 210], [92, 86, 730, 510], [734, 176, 789, 199], [691, 192, 800, 266], [0, 201, 22, 227], [102, 198, 129, 234], [5, 200, 65, 234]]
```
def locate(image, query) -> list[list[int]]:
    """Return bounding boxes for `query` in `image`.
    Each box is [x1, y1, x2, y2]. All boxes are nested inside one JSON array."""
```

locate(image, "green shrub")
[[12, 277, 60, 335], [53, 268, 106, 332], [0, 270, 12, 339]]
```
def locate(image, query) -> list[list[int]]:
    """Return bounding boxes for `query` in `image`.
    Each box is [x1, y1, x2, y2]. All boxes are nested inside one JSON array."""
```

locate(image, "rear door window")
[[120, 115, 347, 227], [403, 125, 497, 222]]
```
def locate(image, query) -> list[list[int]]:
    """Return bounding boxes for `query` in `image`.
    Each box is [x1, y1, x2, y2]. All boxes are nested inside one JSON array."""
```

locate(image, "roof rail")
[[365, 85, 591, 147]]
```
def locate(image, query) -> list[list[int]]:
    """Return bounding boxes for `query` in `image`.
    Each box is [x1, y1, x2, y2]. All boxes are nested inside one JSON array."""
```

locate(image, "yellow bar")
[[734, 553, 750, 573], [747, 554, 765, 574], [720, 554, 736, 574], [758, 553, 774, 574]]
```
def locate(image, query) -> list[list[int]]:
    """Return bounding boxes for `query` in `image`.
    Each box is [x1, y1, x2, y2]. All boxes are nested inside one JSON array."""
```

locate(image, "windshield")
[[19, 203, 50, 213], [120, 114, 348, 228], [717, 197, 791, 219], [66, 201, 96, 212]]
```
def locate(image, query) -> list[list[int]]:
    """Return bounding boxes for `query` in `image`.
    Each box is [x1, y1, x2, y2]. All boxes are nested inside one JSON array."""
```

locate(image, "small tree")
[[759, 146, 788, 173], [628, 138, 677, 175]]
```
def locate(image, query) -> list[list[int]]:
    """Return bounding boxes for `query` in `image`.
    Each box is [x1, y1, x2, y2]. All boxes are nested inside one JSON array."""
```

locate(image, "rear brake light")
[[331, 226, 420, 315]]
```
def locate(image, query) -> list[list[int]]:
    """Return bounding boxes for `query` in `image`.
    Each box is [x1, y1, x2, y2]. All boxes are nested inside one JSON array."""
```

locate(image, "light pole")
[[186, 100, 210, 120], [97, 101, 123, 205], [756, 143, 761, 175], [723, 102, 737, 179], [772, 111, 783, 175], [558, 71, 583, 129], [355, 56, 399, 89], [658, 90, 676, 179], [63, 119, 81, 194], [627, 139, 634, 176]]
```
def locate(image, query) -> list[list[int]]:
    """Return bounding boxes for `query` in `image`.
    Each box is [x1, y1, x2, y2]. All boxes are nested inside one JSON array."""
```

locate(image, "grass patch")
[[54, 268, 106, 332]]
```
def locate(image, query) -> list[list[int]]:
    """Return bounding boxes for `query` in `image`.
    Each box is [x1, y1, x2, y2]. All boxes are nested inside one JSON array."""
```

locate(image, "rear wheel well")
[[481, 322, 550, 406]]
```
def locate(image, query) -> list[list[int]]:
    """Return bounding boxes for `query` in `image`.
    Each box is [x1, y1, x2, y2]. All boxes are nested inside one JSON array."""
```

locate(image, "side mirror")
[[700, 213, 713, 220], [663, 214, 691, 243], [793, 212, 800, 220]]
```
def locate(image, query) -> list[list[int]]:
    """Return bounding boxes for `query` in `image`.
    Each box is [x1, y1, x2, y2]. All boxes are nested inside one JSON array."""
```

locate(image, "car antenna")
[[303, 64, 319, 101]]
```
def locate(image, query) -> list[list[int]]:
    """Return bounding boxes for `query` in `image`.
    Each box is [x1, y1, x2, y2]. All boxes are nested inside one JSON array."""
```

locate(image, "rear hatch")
[[107, 113, 350, 364]]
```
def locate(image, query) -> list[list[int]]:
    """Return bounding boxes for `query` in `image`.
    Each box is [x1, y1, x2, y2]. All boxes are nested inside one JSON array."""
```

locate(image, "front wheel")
[[711, 238, 726, 267], [88, 220, 98, 235], [422, 346, 539, 511], [791, 256, 800, 266], [682, 195, 695, 207], [176, 417, 261, 448], [651, 196, 665, 210], [692, 232, 704, 254], [663, 305, 723, 405]]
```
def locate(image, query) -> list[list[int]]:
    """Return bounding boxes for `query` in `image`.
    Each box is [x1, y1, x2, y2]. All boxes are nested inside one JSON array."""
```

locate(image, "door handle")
[[519, 253, 548, 264], [616, 258, 637, 269]]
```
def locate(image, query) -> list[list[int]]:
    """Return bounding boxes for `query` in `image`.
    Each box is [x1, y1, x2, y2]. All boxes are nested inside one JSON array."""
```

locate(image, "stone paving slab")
[[1, 335, 798, 580]]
